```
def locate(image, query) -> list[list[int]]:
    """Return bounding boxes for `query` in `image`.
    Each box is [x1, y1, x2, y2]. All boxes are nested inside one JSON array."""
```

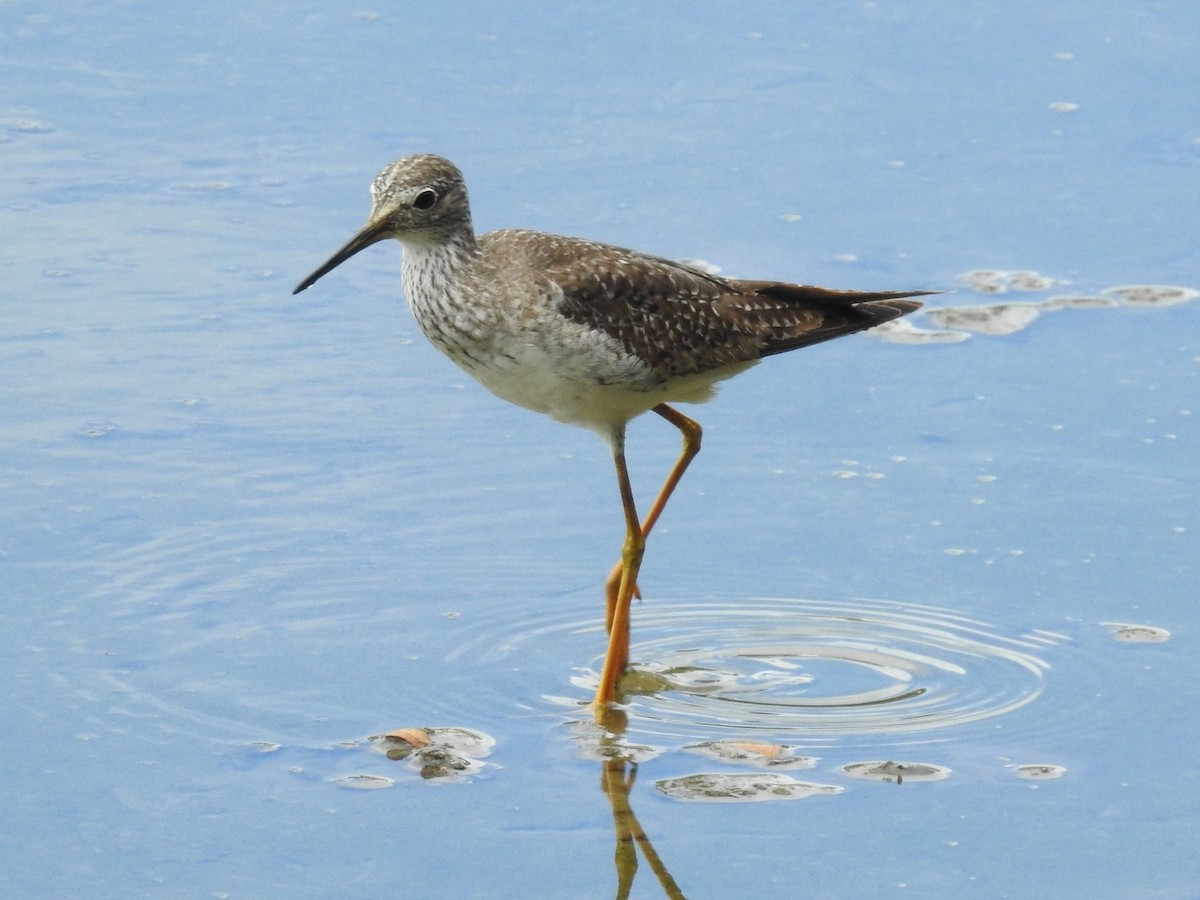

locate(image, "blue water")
[[4, 2, 1198, 897]]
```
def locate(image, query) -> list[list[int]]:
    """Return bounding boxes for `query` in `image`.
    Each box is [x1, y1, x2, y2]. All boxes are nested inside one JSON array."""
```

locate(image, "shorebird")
[[294, 154, 929, 720]]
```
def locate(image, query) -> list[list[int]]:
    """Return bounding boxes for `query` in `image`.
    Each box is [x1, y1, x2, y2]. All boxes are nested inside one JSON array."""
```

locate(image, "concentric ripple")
[[569, 598, 1061, 742], [80, 522, 1062, 751]]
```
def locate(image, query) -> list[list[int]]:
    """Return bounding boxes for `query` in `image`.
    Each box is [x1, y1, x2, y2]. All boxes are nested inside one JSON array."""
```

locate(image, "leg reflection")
[[600, 758, 687, 899]]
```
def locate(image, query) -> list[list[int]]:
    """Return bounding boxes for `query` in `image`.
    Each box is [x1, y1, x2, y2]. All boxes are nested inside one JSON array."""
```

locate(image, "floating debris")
[[683, 740, 818, 769], [890, 275, 1197, 344], [367, 726, 495, 780], [330, 773, 396, 790], [958, 269, 1065, 295], [78, 422, 118, 439], [372, 727, 433, 757], [1014, 764, 1067, 780], [871, 317, 971, 345], [656, 773, 842, 803], [1101, 622, 1171, 643], [842, 761, 951, 784], [1039, 295, 1118, 310], [1007, 271, 1061, 292], [927, 302, 1042, 336], [1102, 284, 1199, 307]]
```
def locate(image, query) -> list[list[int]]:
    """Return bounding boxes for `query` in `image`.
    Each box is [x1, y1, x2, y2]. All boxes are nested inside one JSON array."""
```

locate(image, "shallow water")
[[4, 2, 1199, 898]]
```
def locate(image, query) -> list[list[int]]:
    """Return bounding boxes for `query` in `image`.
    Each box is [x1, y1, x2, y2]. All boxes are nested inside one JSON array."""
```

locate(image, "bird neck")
[[400, 228, 491, 338], [401, 224, 476, 281]]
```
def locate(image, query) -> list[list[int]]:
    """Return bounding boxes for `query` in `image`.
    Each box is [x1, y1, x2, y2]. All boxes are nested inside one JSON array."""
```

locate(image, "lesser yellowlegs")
[[294, 154, 930, 720]]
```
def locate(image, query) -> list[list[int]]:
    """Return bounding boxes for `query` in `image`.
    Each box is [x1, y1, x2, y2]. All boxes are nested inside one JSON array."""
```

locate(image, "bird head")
[[294, 154, 473, 294]]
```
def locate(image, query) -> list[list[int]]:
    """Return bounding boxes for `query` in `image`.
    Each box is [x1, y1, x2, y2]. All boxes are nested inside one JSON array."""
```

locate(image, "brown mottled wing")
[[719, 281, 930, 358], [535, 235, 930, 378]]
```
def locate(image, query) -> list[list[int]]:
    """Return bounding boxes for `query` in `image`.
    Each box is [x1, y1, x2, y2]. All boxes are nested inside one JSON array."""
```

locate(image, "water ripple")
[[78, 522, 1066, 751], [546, 597, 1063, 744]]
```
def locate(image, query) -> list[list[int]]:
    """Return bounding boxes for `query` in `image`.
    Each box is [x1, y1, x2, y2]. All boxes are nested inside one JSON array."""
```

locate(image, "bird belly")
[[403, 261, 756, 433], [451, 333, 756, 435], [454, 332, 663, 431], [413, 308, 748, 433]]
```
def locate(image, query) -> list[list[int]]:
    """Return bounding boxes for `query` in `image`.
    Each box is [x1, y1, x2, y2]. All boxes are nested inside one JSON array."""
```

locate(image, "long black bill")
[[293, 219, 392, 294]]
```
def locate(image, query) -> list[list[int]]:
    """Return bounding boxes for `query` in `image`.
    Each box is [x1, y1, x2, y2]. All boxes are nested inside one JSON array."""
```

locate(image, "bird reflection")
[[601, 759, 687, 900], [593, 704, 687, 900]]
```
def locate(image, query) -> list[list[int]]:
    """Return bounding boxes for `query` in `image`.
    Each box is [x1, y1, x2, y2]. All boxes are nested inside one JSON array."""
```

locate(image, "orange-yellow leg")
[[594, 427, 646, 713], [595, 407, 703, 718], [603, 404, 703, 632]]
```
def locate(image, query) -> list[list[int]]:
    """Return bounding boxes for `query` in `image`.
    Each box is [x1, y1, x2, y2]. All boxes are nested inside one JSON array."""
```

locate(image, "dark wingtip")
[[869, 289, 941, 316]]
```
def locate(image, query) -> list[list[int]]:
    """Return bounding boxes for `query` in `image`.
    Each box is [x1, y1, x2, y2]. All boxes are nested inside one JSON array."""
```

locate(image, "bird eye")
[[413, 188, 438, 210]]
